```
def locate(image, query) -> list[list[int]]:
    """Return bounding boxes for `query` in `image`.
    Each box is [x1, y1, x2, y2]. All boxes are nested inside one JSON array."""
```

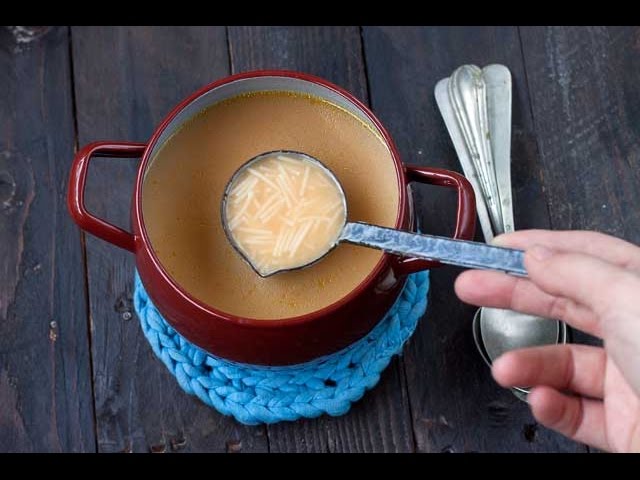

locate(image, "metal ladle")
[[435, 64, 567, 400], [221, 150, 528, 278]]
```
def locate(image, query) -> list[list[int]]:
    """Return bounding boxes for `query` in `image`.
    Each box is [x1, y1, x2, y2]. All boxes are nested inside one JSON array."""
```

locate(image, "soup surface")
[[143, 90, 399, 319]]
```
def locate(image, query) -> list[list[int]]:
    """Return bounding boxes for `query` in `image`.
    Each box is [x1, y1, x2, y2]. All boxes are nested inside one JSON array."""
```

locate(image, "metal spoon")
[[436, 64, 567, 399], [472, 310, 532, 401], [221, 150, 528, 278]]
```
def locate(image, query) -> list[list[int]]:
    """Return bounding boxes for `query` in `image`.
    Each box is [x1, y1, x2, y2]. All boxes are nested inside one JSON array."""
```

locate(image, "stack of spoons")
[[435, 64, 567, 400]]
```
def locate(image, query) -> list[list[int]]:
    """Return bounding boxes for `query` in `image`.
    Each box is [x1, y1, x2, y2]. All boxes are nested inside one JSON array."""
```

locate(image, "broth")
[[143, 91, 399, 319]]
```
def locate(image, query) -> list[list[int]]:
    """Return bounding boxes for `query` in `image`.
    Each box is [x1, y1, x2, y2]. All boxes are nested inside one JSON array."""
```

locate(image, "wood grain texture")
[[4, 25, 633, 453], [71, 26, 268, 453], [520, 27, 640, 241], [228, 26, 368, 98], [511, 25, 640, 452], [0, 26, 95, 452], [362, 26, 585, 452], [227, 26, 415, 452], [517, 29, 640, 400]]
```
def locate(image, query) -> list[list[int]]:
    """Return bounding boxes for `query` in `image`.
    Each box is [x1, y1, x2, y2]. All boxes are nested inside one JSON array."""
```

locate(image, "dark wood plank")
[[362, 26, 585, 452], [514, 25, 640, 453], [71, 26, 268, 453], [518, 31, 640, 437], [0, 26, 95, 452], [520, 27, 640, 241], [227, 26, 415, 453]]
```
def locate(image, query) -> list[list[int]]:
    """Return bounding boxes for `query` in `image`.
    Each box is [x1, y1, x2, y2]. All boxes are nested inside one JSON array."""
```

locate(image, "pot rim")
[[134, 69, 408, 328]]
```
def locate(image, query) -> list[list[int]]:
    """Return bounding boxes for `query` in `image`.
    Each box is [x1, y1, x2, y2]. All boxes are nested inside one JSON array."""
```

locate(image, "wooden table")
[[2, 26, 638, 453]]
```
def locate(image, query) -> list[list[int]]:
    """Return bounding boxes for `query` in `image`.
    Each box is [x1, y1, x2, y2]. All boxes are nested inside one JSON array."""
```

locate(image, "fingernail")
[[528, 245, 554, 262], [490, 235, 507, 246], [491, 354, 511, 378], [492, 355, 506, 370]]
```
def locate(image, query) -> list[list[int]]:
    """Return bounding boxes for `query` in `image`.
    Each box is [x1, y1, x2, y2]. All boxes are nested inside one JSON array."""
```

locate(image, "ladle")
[[221, 150, 527, 278]]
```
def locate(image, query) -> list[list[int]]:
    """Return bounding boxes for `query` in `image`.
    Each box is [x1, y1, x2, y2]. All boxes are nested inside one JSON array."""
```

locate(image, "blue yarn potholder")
[[133, 270, 430, 425]]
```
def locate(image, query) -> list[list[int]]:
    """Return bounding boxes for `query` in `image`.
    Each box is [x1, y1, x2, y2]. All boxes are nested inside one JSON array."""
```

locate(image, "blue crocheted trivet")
[[133, 270, 429, 425]]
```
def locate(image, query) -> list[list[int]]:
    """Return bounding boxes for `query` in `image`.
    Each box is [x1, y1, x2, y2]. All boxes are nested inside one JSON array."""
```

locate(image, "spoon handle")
[[483, 64, 514, 234], [340, 222, 526, 276]]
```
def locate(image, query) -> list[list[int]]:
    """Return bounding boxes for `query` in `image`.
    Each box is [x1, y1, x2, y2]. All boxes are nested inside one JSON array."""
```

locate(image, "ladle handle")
[[395, 166, 476, 274], [341, 222, 526, 276], [68, 141, 146, 252]]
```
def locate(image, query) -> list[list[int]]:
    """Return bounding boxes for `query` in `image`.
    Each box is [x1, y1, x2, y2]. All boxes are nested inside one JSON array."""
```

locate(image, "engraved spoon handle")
[[449, 65, 503, 234], [483, 64, 514, 234], [436, 64, 516, 239], [340, 222, 526, 276]]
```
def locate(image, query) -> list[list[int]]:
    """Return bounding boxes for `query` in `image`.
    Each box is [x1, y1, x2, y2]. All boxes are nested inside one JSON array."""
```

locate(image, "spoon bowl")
[[472, 309, 534, 401], [480, 308, 561, 361]]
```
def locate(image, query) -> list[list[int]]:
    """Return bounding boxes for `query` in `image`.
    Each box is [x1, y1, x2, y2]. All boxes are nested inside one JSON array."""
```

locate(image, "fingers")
[[525, 247, 640, 323], [454, 270, 600, 335], [493, 229, 640, 272], [527, 386, 610, 451], [492, 344, 607, 399], [455, 244, 640, 337]]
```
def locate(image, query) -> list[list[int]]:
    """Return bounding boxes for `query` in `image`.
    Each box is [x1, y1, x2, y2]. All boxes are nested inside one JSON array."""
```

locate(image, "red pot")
[[68, 70, 476, 365]]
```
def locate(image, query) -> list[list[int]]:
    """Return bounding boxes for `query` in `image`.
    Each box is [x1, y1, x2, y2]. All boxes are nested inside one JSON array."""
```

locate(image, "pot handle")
[[67, 141, 146, 252], [393, 165, 476, 275]]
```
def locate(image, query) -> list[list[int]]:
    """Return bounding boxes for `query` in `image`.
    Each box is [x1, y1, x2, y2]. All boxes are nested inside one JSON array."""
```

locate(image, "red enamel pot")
[[67, 70, 476, 366]]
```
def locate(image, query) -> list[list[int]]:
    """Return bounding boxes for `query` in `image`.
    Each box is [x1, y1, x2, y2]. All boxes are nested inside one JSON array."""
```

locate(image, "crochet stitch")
[[133, 270, 429, 425]]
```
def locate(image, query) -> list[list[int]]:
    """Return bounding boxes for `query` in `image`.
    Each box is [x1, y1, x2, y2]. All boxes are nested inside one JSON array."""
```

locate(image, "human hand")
[[454, 229, 640, 452]]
